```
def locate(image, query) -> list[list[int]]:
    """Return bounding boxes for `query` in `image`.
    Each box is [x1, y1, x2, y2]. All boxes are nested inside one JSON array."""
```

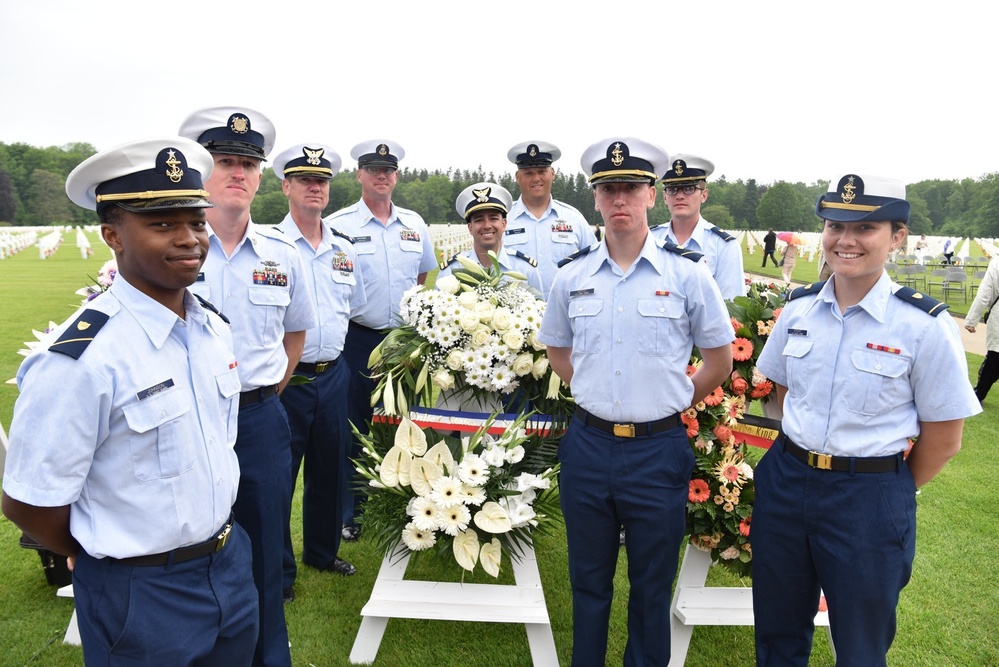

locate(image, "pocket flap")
[[122, 390, 191, 434], [851, 349, 908, 378]]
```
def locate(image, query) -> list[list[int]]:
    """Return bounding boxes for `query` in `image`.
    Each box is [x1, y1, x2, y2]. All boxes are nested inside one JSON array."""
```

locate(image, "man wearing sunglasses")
[[651, 154, 745, 299]]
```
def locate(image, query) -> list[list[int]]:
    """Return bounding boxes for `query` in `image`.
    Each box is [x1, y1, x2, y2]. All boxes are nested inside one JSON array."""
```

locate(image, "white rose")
[[475, 300, 496, 323], [457, 291, 478, 309], [445, 350, 464, 371], [531, 356, 549, 379], [458, 310, 481, 333], [435, 274, 460, 294], [502, 329, 525, 350], [491, 307, 513, 331], [512, 352, 534, 377], [528, 330, 545, 351], [471, 326, 491, 347], [431, 369, 456, 391]]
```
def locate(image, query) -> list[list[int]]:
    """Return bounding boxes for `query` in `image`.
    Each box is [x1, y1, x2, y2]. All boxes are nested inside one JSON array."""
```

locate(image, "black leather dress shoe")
[[323, 557, 356, 576], [283, 586, 295, 603], [341, 525, 361, 542]]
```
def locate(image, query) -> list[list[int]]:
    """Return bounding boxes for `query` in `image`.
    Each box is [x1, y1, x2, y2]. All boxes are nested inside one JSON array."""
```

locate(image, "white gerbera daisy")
[[429, 475, 465, 508], [457, 454, 490, 486], [437, 504, 472, 536], [410, 496, 441, 531], [461, 484, 487, 506], [401, 522, 436, 551]]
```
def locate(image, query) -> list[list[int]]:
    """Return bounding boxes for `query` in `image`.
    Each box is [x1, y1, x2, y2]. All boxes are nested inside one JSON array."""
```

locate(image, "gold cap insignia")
[[529, 144, 538, 157], [377, 144, 389, 156], [840, 175, 858, 204], [164, 149, 184, 183], [303, 147, 325, 166], [673, 159, 684, 176], [231, 115, 249, 134], [473, 187, 491, 203], [610, 142, 624, 167]]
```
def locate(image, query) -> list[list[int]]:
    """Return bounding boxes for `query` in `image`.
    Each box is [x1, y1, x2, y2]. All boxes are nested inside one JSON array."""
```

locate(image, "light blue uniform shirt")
[[325, 199, 437, 329], [757, 272, 981, 457], [190, 221, 317, 391], [540, 233, 734, 422], [438, 245, 544, 295], [505, 197, 597, 298], [275, 214, 366, 362], [3, 276, 242, 559], [650, 216, 745, 300]]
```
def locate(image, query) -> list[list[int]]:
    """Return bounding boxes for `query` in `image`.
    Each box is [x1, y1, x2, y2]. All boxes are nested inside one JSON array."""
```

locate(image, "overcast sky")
[[2, 0, 996, 187]]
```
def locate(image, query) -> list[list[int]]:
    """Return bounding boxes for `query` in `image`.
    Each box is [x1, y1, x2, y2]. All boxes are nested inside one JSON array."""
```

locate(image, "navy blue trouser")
[[74, 524, 258, 666], [558, 416, 693, 667], [340, 322, 385, 526], [281, 359, 349, 587], [752, 438, 916, 667], [234, 394, 293, 667]]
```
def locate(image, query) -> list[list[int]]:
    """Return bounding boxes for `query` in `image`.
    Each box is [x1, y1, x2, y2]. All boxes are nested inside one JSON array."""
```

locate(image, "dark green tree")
[[756, 182, 811, 231], [0, 168, 18, 222], [24, 169, 74, 225]]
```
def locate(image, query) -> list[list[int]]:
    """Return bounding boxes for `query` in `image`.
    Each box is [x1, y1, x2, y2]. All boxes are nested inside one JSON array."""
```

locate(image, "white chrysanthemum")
[[461, 484, 487, 506], [401, 522, 436, 551], [437, 503, 472, 536], [457, 454, 491, 487], [415, 321, 433, 338], [437, 325, 462, 348], [410, 496, 441, 531], [489, 364, 517, 393], [429, 475, 465, 508]]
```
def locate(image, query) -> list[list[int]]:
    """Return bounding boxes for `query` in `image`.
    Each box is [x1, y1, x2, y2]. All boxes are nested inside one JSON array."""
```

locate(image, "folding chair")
[[942, 272, 968, 303], [895, 265, 918, 289], [926, 268, 949, 296]]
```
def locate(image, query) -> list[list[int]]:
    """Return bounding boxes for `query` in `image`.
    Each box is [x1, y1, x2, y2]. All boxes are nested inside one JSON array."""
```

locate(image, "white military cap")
[[350, 140, 404, 169], [178, 106, 276, 160], [507, 141, 561, 168], [580, 138, 669, 186], [271, 143, 342, 180], [455, 182, 513, 221], [66, 137, 213, 213], [816, 174, 910, 224], [662, 154, 715, 184]]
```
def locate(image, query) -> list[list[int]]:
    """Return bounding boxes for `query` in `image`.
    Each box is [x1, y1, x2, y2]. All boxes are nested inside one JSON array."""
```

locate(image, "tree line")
[[3, 141, 998, 237]]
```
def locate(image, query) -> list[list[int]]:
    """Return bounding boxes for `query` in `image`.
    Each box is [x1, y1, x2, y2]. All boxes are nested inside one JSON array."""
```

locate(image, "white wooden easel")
[[349, 540, 557, 665], [669, 544, 834, 664]]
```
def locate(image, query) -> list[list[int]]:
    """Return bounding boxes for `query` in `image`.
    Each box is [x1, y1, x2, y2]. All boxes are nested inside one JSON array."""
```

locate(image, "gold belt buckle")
[[807, 450, 833, 470], [215, 523, 232, 552], [315, 361, 329, 373], [613, 423, 636, 438]]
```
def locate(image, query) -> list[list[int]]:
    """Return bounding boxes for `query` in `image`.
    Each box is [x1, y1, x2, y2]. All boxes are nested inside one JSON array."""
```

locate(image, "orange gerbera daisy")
[[703, 386, 724, 406], [732, 337, 754, 362], [739, 515, 752, 537], [750, 380, 773, 399], [688, 478, 711, 503]]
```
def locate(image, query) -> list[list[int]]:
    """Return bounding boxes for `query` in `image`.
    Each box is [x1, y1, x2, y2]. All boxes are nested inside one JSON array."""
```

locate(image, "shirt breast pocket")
[[504, 230, 527, 246], [400, 239, 423, 254], [122, 390, 194, 480], [782, 337, 814, 397], [331, 270, 356, 287], [215, 368, 241, 445], [846, 350, 910, 416], [568, 297, 603, 353], [355, 243, 376, 256], [637, 298, 685, 357], [248, 285, 292, 334]]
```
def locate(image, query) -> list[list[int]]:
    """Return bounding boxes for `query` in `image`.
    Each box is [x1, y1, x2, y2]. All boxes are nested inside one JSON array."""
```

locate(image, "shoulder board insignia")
[[195, 294, 230, 324], [893, 286, 949, 317], [439, 253, 459, 271], [330, 227, 355, 244], [49, 309, 110, 359], [708, 226, 735, 242], [557, 244, 594, 268], [661, 239, 704, 263], [786, 281, 826, 301], [514, 250, 538, 267]]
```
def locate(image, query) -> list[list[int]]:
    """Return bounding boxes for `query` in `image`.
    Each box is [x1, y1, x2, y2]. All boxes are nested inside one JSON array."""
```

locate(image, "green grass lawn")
[[1, 232, 998, 665]]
